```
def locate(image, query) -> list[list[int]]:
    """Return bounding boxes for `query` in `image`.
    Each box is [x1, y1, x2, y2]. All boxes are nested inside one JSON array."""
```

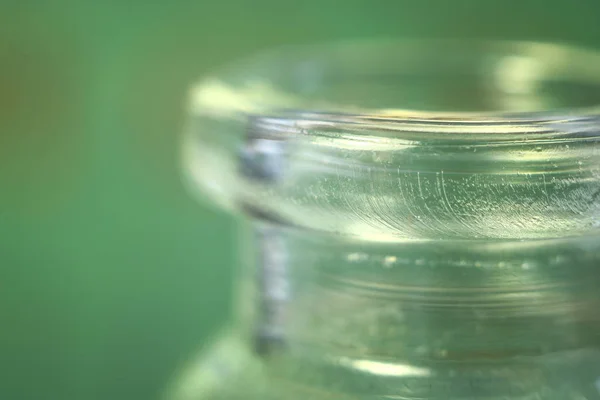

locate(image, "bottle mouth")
[[189, 39, 600, 127], [185, 39, 600, 240]]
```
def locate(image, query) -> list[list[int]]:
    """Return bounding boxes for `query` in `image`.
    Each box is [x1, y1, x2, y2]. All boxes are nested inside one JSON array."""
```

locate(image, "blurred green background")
[[2, 1, 600, 399]]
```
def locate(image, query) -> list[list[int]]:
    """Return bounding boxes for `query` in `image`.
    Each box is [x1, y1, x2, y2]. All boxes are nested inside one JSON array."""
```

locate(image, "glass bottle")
[[174, 40, 600, 399]]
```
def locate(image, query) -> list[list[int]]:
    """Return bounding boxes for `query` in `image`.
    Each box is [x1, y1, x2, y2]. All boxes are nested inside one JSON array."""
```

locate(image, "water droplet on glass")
[[383, 255, 397, 268], [347, 252, 367, 262]]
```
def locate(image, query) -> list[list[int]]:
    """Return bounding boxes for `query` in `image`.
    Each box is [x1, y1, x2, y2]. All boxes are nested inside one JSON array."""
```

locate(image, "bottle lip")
[[189, 38, 600, 139], [245, 112, 600, 145], [184, 39, 600, 240]]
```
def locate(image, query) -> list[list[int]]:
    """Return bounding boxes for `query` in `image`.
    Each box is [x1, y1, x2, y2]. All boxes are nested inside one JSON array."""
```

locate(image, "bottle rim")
[[188, 38, 600, 141], [184, 39, 600, 240]]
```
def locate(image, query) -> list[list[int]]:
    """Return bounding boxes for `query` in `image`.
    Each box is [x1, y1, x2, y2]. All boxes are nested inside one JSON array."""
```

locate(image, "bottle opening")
[[189, 39, 600, 118]]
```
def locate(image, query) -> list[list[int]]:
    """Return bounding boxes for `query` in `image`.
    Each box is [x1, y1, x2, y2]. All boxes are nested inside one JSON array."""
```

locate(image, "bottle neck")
[[236, 219, 600, 362]]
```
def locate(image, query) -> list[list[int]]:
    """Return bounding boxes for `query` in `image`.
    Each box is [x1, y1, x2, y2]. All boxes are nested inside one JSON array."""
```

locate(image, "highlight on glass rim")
[[174, 39, 600, 399]]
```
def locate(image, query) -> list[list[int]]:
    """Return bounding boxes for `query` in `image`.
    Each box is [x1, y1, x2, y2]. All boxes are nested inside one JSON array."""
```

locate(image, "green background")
[[1, 2, 600, 399]]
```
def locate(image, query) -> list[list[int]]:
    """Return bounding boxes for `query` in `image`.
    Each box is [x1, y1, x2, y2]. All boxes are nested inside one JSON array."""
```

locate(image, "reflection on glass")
[[176, 40, 600, 400]]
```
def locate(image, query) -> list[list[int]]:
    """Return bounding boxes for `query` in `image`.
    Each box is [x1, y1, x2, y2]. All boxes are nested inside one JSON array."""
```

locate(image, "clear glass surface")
[[175, 40, 600, 399]]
